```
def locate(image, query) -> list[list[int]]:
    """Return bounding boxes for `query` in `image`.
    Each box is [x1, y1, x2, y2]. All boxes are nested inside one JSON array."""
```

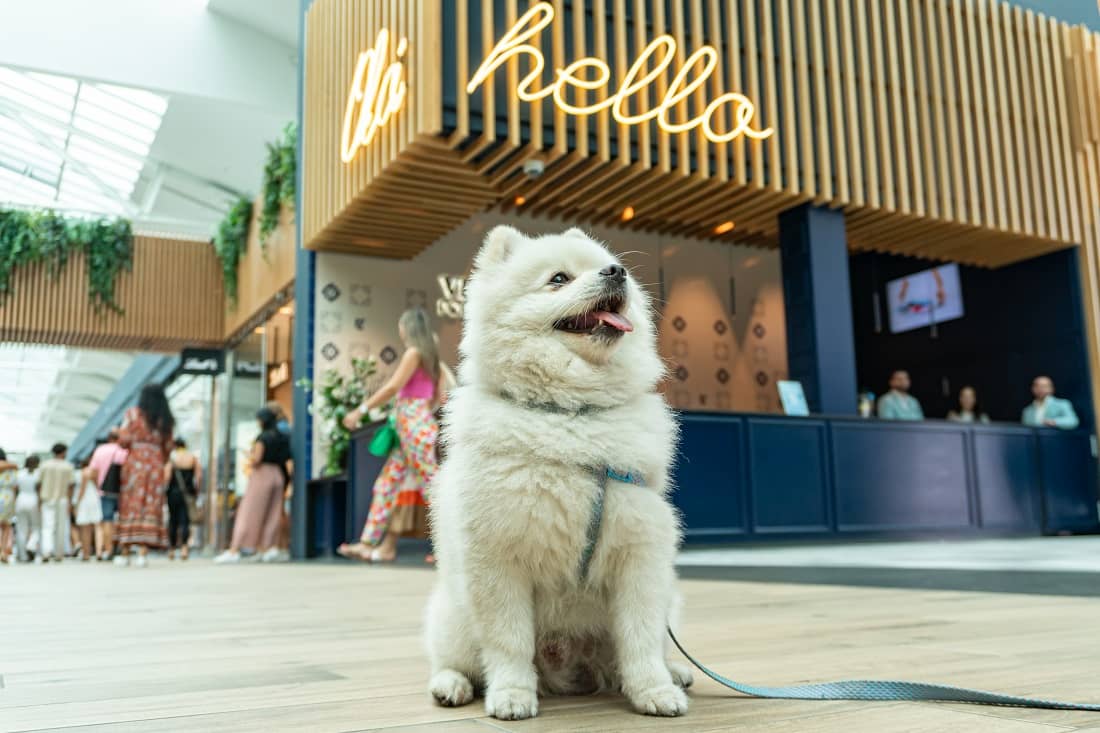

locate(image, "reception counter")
[[330, 413, 1099, 549], [675, 413, 1099, 542]]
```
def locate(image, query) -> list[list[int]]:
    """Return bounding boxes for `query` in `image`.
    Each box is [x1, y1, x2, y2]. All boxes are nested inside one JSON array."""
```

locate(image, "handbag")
[[368, 414, 399, 457]]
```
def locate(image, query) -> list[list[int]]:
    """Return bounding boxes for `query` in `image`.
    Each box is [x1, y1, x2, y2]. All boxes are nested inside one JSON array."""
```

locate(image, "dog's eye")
[[548, 272, 572, 286]]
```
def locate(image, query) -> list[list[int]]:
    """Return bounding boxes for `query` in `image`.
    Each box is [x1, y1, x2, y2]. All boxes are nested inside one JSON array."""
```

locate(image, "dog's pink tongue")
[[595, 310, 634, 332]]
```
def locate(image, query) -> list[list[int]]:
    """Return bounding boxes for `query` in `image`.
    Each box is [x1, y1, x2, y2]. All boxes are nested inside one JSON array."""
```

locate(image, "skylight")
[[0, 66, 168, 216]]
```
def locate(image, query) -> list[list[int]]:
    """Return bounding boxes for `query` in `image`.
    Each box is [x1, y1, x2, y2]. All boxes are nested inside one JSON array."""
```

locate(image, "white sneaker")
[[214, 550, 241, 564], [134, 554, 148, 568], [259, 548, 288, 563], [113, 555, 130, 567]]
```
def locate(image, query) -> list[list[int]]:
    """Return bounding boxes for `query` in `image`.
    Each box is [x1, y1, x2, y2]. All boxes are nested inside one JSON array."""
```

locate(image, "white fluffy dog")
[[424, 225, 691, 720]]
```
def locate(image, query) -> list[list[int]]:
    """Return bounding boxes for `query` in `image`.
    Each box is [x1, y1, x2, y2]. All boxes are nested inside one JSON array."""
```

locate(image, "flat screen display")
[[886, 263, 964, 334]]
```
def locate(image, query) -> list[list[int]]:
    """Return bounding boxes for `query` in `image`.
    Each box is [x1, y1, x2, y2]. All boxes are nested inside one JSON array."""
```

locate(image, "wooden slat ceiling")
[[304, 0, 1097, 270], [0, 235, 225, 352]]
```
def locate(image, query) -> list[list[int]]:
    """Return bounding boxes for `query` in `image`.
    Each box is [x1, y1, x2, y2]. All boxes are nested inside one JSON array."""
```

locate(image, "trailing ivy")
[[258, 122, 297, 252], [0, 207, 134, 313], [213, 197, 253, 305]]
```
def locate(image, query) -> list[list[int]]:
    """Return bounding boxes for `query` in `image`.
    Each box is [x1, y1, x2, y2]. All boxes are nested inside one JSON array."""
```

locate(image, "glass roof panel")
[[0, 65, 167, 216]]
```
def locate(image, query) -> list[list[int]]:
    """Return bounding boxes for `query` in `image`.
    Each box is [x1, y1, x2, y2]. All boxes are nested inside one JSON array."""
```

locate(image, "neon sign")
[[466, 2, 774, 145], [340, 28, 408, 164]]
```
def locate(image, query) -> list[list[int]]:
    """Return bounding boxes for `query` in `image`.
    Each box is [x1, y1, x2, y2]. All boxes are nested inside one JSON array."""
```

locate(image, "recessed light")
[[514, 195, 527, 206], [714, 221, 735, 235], [621, 206, 635, 222]]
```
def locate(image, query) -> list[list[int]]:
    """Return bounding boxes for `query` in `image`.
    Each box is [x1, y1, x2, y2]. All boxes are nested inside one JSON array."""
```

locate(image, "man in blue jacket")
[[1021, 376, 1079, 429]]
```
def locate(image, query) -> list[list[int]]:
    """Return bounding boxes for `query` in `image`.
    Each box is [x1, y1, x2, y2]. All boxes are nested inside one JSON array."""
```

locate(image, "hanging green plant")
[[258, 122, 298, 253], [0, 207, 134, 313], [213, 196, 253, 306]]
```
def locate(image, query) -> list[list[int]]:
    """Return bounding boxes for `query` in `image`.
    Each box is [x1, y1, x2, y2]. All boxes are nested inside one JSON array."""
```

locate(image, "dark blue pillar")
[[290, 0, 317, 559], [779, 204, 858, 415]]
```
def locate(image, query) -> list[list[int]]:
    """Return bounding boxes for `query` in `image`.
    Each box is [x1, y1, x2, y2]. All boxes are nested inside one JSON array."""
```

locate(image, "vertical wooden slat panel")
[[883, 0, 909, 214], [670, 0, 688, 175], [792, 0, 814, 197], [1004, 5, 1034, 235], [1026, 10, 1058, 236], [910, 0, 936, 219], [897, 0, 923, 216], [953, 0, 980, 226], [965, 0, 995, 227], [634, 0, 652, 169], [839, 0, 863, 205], [761, 0, 781, 191], [805, 0, 827, 200], [727, 0, 746, 185], [707, 0, 728, 181], [823, 0, 846, 204], [870, 0, 895, 210], [779, 0, 799, 194], [1039, 16, 1070, 241], [938, 0, 964, 222], [744, 0, 762, 188], [594, 0, 611, 163], [989, 0, 1017, 232], [690, 0, 710, 179]]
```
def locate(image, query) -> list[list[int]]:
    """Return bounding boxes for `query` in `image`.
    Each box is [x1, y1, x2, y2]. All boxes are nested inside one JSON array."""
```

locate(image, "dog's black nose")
[[600, 264, 627, 282]]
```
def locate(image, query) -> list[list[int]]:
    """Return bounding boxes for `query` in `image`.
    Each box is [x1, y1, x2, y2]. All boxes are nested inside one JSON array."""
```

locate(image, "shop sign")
[[179, 348, 224, 376], [268, 362, 290, 389], [467, 2, 774, 145], [341, 28, 408, 163], [235, 360, 263, 379], [436, 274, 466, 320]]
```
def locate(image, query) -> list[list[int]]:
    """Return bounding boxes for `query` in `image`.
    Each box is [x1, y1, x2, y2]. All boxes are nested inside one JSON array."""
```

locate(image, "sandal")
[[368, 548, 397, 563], [337, 542, 372, 561]]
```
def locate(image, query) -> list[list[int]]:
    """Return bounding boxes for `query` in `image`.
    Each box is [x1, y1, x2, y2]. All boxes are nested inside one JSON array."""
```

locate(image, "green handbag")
[[367, 414, 398, 457]]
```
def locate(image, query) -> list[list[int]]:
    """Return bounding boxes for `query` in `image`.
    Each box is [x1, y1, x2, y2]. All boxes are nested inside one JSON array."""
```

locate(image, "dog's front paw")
[[429, 669, 475, 707], [668, 661, 694, 689], [630, 683, 689, 717], [485, 687, 539, 720]]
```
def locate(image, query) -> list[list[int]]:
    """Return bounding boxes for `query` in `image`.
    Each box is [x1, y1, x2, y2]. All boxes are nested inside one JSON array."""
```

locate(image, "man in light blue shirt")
[[877, 370, 924, 420], [1021, 376, 1079, 429]]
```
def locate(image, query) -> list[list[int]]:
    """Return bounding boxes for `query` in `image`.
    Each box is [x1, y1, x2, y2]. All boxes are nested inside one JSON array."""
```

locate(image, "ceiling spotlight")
[[253, 327, 265, 334], [514, 195, 527, 206], [621, 206, 636, 222], [279, 306, 294, 316], [714, 221, 735, 235]]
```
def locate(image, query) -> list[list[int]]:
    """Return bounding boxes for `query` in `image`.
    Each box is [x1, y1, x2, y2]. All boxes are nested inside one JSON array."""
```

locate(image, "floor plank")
[[4, 556, 1100, 732]]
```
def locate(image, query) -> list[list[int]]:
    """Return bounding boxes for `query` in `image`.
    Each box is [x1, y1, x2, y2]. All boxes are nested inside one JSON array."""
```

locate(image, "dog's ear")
[[476, 225, 523, 269], [561, 227, 589, 240]]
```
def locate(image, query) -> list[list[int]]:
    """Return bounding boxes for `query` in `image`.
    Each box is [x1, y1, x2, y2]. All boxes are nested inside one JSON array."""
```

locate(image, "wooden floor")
[[4, 558, 1100, 732]]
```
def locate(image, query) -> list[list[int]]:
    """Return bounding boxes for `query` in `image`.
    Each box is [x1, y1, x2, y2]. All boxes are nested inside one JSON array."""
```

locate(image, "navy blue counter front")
[[676, 412, 1100, 542], [327, 412, 1099, 551]]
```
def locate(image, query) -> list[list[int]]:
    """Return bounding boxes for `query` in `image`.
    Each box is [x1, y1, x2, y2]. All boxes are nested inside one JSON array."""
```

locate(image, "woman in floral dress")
[[116, 384, 174, 567]]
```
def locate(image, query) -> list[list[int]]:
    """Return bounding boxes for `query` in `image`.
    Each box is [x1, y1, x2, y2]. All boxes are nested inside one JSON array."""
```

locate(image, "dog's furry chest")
[[467, 458, 603, 581]]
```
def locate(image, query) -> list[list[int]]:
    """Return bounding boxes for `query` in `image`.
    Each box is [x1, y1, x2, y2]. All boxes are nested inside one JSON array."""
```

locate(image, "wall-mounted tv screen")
[[886, 263, 964, 334]]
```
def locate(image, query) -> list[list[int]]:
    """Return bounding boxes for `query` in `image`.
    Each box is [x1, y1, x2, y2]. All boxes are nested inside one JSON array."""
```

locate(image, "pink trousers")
[[231, 464, 285, 551]]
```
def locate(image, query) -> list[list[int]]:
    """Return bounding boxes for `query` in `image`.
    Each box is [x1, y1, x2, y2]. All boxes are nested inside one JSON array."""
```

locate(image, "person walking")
[[88, 429, 127, 561], [339, 308, 448, 563], [116, 384, 174, 567], [39, 444, 75, 563], [0, 449, 17, 565], [214, 407, 292, 564], [73, 460, 103, 561], [164, 438, 201, 561], [13, 456, 41, 563]]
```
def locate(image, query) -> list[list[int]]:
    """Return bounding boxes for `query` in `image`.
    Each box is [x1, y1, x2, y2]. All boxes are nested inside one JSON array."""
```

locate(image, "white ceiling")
[[207, 0, 301, 48], [0, 0, 300, 454]]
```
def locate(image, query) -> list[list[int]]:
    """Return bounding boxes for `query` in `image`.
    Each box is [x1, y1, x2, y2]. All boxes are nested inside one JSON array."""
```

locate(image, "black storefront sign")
[[235, 360, 263, 379], [179, 348, 225, 376]]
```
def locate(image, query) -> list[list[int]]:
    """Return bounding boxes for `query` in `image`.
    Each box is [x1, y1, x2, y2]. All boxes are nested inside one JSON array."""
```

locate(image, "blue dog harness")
[[501, 391, 1100, 714]]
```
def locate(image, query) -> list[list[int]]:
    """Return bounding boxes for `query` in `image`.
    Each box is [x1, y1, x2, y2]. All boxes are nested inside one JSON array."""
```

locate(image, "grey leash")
[[587, 468, 1100, 713], [667, 628, 1100, 711]]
